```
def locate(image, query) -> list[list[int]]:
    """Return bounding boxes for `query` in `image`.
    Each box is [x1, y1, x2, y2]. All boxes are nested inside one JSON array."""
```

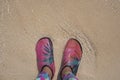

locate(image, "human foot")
[[36, 37, 55, 79], [58, 38, 82, 80]]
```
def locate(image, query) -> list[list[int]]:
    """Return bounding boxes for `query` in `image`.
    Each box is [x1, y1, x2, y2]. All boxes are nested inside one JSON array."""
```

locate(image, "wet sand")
[[0, 0, 120, 80]]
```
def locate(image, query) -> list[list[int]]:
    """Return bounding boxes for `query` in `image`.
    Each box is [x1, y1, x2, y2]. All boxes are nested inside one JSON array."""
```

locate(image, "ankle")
[[41, 66, 52, 79], [62, 67, 72, 78]]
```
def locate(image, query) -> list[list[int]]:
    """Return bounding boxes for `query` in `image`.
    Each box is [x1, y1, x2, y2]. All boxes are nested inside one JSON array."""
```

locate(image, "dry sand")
[[0, 0, 120, 80]]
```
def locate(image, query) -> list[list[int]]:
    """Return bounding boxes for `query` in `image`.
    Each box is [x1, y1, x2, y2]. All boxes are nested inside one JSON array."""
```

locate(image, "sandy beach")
[[0, 0, 120, 80]]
